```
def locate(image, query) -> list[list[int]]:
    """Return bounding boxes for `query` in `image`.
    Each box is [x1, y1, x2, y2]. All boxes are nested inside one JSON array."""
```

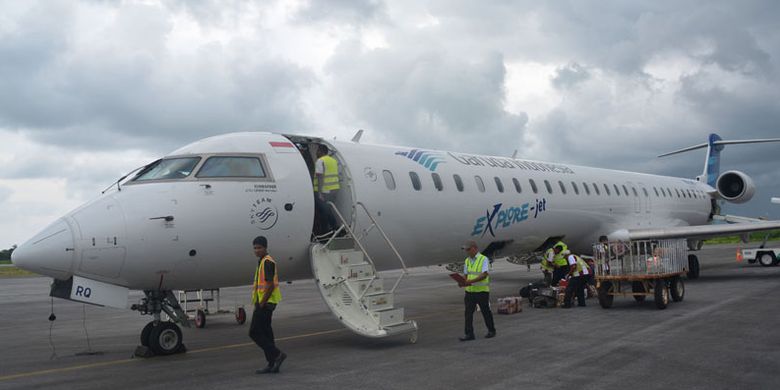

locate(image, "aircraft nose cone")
[[12, 219, 75, 279]]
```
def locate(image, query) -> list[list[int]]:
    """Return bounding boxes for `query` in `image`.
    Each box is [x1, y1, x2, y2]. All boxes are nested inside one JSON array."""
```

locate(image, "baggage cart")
[[592, 239, 688, 310]]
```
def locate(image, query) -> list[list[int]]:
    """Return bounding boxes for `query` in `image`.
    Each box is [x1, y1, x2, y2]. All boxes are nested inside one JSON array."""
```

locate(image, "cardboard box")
[[497, 297, 523, 314]]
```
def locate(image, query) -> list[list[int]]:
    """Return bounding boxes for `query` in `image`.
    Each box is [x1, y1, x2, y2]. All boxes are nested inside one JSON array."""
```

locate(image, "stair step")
[[328, 250, 364, 266], [346, 263, 375, 280], [349, 278, 384, 296], [362, 292, 394, 311], [372, 307, 405, 327]]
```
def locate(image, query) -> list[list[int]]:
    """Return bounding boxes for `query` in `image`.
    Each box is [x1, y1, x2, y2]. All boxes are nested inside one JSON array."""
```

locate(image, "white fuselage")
[[13, 132, 712, 290]]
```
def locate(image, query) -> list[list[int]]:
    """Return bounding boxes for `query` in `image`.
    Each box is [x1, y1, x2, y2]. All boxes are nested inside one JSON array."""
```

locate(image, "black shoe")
[[271, 352, 287, 373], [459, 335, 475, 341], [485, 332, 496, 339], [255, 366, 273, 374]]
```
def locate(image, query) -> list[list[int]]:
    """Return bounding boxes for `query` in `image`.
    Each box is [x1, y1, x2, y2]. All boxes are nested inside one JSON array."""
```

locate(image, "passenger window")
[[571, 181, 579, 195], [432, 173, 443, 191], [592, 182, 600, 195], [453, 174, 464, 192], [135, 157, 201, 181], [475, 175, 486, 193], [603, 183, 611, 196], [383, 170, 396, 190], [544, 180, 553, 194], [529, 179, 538, 194], [632, 187, 638, 197], [667, 187, 673, 197], [622, 185, 629, 196], [613, 184, 620, 196], [512, 178, 522, 193], [409, 172, 422, 191], [558, 181, 567, 194], [653, 187, 659, 197], [582, 182, 591, 195], [494, 177, 504, 193], [197, 156, 265, 178], [675, 188, 681, 198], [685, 189, 692, 198], [643, 188, 649, 197]]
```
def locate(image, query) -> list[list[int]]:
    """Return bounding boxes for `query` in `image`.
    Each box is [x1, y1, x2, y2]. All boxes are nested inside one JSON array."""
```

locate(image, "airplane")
[[11, 131, 780, 356]]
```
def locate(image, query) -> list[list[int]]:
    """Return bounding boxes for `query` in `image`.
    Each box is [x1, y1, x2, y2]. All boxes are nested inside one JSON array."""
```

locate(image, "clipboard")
[[449, 273, 467, 287]]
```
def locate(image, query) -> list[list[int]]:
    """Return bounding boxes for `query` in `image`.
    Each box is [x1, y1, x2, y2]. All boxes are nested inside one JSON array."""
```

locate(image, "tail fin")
[[703, 133, 724, 187], [658, 133, 780, 186]]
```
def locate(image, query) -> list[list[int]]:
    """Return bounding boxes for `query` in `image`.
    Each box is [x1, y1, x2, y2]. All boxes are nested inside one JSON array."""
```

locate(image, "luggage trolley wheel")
[[598, 281, 614, 309], [236, 307, 247, 325], [195, 309, 207, 328], [409, 331, 418, 344], [654, 279, 669, 310], [670, 276, 685, 302]]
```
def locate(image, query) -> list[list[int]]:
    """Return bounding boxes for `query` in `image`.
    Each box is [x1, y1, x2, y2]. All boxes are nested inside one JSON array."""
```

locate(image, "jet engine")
[[716, 170, 755, 204]]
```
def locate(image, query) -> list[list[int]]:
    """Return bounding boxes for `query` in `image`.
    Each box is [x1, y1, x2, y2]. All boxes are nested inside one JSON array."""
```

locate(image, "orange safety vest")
[[252, 255, 281, 304]]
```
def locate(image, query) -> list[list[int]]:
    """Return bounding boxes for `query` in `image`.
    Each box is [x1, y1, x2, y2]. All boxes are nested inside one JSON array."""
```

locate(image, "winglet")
[[351, 129, 364, 143], [511, 149, 518, 159]]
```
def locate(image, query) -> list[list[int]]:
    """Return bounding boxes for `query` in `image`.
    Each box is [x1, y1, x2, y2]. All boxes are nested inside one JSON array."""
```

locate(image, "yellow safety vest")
[[252, 255, 281, 305], [553, 241, 569, 267], [313, 155, 340, 193], [570, 255, 589, 276], [464, 253, 490, 293]]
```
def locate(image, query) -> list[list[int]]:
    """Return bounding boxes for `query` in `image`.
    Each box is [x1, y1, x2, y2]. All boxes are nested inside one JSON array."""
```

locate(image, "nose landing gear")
[[131, 290, 190, 357]]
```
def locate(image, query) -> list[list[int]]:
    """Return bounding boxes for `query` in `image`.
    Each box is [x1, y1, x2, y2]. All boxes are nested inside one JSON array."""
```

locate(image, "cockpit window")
[[134, 157, 201, 181], [196, 156, 266, 178]]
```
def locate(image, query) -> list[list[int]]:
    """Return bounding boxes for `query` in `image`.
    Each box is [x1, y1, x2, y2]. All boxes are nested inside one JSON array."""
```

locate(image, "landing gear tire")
[[654, 279, 669, 310], [410, 332, 418, 344], [195, 309, 207, 328], [758, 252, 777, 267], [140, 321, 155, 347], [670, 276, 685, 302], [598, 282, 614, 309], [632, 281, 646, 303], [149, 322, 184, 356], [236, 307, 247, 325], [687, 255, 700, 280]]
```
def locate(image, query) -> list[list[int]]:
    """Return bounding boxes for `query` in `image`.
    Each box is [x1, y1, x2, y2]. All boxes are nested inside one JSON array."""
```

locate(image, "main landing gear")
[[130, 290, 190, 357]]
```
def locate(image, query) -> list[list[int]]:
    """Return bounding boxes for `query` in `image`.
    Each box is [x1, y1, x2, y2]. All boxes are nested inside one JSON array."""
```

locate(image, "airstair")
[[310, 202, 418, 342]]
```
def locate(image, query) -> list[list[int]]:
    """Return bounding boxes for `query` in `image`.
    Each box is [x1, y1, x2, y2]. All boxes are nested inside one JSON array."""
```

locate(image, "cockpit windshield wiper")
[[101, 159, 161, 194]]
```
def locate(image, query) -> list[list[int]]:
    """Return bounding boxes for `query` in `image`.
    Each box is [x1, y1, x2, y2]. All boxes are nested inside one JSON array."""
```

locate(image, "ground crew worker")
[[459, 240, 496, 341], [249, 236, 287, 374], [313, 145, 340, 237], [550, 241, 570, 285], [541, 248, 555, 286], [562, 252, 590, 308]]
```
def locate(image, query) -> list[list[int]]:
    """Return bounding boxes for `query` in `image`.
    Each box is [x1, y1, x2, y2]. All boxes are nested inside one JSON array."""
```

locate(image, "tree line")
[[0, 245, 16, 261]]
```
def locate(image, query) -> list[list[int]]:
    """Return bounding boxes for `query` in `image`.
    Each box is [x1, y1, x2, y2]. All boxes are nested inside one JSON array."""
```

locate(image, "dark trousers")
[[464, 292, 496, 336], [314, 193, 339, 233], [564, 276, 586, 307], [551, 267, 568, 286], [249, 303, 280, 366]]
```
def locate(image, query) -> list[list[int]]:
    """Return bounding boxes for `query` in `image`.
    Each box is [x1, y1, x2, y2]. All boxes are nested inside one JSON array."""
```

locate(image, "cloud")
[[325, 43, 527, 155]]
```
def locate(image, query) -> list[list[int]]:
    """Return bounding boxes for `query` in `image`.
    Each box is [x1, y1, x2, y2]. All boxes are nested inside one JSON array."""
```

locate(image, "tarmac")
[[0, 242, 779, 390]]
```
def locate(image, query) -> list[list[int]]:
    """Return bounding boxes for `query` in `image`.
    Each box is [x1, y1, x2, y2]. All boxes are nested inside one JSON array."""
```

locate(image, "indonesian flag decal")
[[270, 140, 297, 153]]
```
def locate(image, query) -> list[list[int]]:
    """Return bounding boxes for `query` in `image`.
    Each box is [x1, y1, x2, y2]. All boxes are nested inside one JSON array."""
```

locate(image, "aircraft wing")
[[611, 220, 780, 241]]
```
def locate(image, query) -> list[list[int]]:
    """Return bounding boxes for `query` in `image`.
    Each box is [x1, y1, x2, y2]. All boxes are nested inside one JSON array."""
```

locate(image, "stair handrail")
[[325, 201, 409, 296]]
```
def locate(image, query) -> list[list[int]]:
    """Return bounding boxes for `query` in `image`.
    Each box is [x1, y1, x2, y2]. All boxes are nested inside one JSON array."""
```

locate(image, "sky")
[[1, 0, 780, 249]]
